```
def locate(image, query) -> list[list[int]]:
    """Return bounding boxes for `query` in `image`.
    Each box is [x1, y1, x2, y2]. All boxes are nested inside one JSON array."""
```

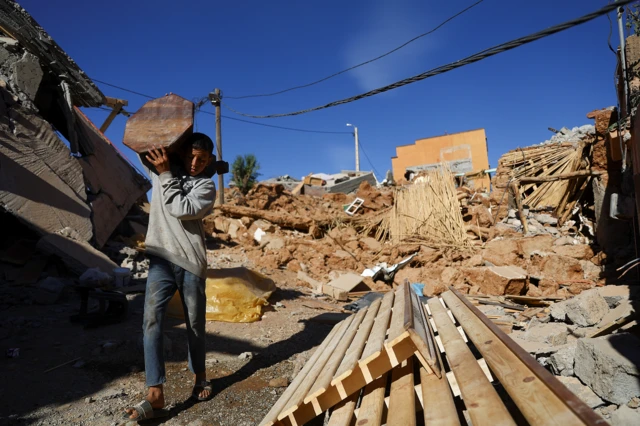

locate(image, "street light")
[[346, 123, 360, 172]]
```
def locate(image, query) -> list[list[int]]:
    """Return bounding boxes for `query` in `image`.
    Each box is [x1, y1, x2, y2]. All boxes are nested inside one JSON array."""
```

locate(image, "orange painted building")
[[391, 128, 490, 189]]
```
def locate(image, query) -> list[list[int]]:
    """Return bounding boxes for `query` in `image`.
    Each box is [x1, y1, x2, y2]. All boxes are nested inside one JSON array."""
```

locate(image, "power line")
[[90, 81, 350, 134], [225, 0, 485, 100], [357, 139, 383, 179], [224, 1, 633, 119], [220, 113, 351, 134], [92, 78, 155, 99]]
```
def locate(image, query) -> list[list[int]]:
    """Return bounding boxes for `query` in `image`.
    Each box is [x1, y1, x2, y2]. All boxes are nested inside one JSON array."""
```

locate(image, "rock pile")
[[497, 286, 640, 423]]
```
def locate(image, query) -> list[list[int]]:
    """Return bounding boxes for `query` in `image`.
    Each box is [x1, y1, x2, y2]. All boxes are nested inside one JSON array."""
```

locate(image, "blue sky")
[[20, 0, 628, 184]]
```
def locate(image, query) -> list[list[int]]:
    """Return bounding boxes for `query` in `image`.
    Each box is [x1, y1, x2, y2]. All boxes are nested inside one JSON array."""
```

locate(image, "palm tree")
[[231, 154, 261, 195]]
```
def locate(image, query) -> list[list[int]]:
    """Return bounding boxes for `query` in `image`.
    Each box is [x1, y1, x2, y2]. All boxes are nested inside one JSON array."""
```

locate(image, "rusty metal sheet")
[[123, 94, 194, 153]]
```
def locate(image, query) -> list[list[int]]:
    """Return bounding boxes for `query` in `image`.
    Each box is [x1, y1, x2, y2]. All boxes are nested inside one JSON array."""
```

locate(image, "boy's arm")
[[159, 173, 216, 220]]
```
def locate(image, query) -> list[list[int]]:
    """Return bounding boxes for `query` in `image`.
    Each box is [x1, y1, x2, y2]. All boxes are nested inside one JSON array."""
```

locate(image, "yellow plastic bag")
[[167, 267, 276, 323]]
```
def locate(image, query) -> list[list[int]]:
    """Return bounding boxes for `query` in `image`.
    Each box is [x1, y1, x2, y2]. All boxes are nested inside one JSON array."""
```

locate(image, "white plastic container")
[[113, 267, 131, 287]]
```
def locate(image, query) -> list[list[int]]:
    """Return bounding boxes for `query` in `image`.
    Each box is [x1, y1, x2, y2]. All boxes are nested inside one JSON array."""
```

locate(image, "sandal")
[[191, 380, 213, 401], [122, 400, 170, 422]]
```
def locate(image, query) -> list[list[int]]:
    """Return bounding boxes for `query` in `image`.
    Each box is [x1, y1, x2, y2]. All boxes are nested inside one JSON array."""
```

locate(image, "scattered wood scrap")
[[477, 299, 526, 312]]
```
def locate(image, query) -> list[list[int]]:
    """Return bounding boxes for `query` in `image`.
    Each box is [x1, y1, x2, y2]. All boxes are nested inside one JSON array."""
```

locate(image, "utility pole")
[[346, 123, 360, 172], [209, 89, 224, 205]]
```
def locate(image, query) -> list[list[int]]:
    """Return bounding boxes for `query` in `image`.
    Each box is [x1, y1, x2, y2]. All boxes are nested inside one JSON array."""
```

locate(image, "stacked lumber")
[[260, 283, 439, 426], [260, 284, 605, 426]]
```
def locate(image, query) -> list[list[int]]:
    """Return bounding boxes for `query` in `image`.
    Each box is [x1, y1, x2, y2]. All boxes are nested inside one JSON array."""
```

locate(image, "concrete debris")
[[560, 289, 610, 327], [574, 334, 640, 405], [523, 321, 569, 346], [238, 352, 253, 360], [555, 377, 604, 409], [548, 342, 577, 376], [609, 405, 640, 425]]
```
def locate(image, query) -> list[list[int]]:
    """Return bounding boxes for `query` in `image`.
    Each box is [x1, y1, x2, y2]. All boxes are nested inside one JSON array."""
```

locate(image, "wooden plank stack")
[[260, 285, 606, 426]]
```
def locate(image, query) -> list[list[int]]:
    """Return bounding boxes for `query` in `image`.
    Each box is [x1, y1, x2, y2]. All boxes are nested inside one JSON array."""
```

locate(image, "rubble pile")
[[476, 286, 640, 422], [206, 182, 396, 288], [207, 174, 611, 300]]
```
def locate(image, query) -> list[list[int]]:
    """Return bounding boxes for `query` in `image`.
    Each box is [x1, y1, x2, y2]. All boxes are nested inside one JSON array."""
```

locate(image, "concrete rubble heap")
[[0, 3, 150, 287]]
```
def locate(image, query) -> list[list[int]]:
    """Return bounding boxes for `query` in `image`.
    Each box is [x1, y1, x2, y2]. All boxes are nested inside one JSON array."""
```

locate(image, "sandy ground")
[[0, 249, 341, 426]]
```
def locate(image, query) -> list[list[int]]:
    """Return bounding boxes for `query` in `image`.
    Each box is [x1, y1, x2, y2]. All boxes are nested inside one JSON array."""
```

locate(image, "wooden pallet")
[[259, 283, 439, 426], [321, 288, 606, 426]]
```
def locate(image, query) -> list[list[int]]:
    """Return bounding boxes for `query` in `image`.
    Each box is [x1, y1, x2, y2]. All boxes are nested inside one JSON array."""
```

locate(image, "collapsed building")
[[0, 1, 150, 280]]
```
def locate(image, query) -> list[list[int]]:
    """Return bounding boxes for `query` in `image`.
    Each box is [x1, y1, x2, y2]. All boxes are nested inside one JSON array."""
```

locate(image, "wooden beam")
[[387, 358, 416, 426], [428, 297, 515, 426], [99, 103, 123, 133], [104, 96, 129, 108], [517, 170, 602, 184], [509, 181, 529, 235], [100, 97, 129, 133], [443, 288, 605, 426]]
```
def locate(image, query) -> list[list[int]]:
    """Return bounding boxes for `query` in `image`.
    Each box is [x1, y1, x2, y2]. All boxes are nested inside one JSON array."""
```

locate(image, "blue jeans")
[[143, 255, 206, 387]]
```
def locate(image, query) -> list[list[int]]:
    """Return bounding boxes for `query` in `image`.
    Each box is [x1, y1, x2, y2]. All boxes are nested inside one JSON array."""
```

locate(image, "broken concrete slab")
[[524, 321, 569, 346], [509, 335, 555, 356], [74, 109, 151, 248], [610, 405, 640, 425], [555, 376, 604, 409], [574, 333, 640, 405], [596, 299, 634, 329], [564, 289, 610, 327], [37, 234, 118, 277], [10, 51, 42, 100], [548, 341, 577, 376], [0, 97, 93, 241]]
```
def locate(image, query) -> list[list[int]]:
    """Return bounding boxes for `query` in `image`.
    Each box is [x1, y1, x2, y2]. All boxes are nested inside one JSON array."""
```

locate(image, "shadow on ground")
[[0, 286, 329, 425]]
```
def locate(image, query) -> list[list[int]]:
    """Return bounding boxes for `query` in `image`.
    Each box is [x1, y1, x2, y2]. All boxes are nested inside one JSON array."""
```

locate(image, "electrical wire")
[[91, 78, 155, 99], [90, 82, 351, 134], [220, 113, 351, 134], [357, 139, 383, 179], [607, 1, 618, 55], [224, 1, 634, 119], [225, 0, 485, 100]]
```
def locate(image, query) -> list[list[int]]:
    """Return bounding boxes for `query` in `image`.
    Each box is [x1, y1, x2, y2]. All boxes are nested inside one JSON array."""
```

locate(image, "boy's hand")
[[146, 146, 170, 174]]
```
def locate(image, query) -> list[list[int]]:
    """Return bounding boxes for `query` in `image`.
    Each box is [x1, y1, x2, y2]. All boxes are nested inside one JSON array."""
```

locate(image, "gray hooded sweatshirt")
[[141, 159, 216, 279]]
